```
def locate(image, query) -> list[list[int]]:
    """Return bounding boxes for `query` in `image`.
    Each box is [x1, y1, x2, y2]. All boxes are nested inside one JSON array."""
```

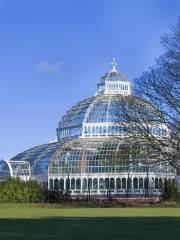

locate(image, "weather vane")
[[111, 57, 117, 72]]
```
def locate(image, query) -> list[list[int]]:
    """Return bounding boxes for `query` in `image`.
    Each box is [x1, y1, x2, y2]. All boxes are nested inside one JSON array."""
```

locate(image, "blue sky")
[[0, 0, 179, 159]]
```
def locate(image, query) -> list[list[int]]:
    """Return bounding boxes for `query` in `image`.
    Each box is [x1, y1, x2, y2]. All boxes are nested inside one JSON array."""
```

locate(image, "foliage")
[[0, 178, 43, 203], [44, 189, 64, 203], [163, 179, 180, 201]]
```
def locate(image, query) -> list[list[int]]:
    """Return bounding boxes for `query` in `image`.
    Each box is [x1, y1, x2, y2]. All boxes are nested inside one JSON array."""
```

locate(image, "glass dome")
[[57, 59, 132, 141], [57, 94, 135, 140], [56, 97, 94, 141], [98, 71, 128, 84], [84, 94, 127, 123]]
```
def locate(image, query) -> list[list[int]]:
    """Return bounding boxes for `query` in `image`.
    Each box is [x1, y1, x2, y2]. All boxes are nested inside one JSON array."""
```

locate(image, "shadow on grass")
[[0, 217, 180, 240]]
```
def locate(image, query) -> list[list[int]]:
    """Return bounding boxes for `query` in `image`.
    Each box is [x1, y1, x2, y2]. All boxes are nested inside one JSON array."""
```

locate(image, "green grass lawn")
[[0, 205, 180, 240]]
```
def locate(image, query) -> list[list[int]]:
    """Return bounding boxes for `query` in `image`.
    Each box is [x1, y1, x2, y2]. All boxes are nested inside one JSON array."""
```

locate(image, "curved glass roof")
[[0, 160, 11, 179], [57, 59, 132, 141], [10, 142, 62, 177], [58, 97, 94, 129], [84, 94, 127, 123], [57, 94, 132, 140], [49, 138, 173, 176]]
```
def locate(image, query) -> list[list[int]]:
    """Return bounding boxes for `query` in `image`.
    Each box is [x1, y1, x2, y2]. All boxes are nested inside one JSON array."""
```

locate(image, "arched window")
[[99, 178, 105, 189], [116, 178, 121, 189], [105, 178, 109, 189], [110, 178, 115, 189], [49, 179, 53, 190], [133, 178, 138, 189], [60, 179, 64, 190], [122, 178, 126, 189], [159, 178, 163, 189], [82, 178, 87, 190], [88, 178, 92, 189], [144, 177, 149, 190], [155, 178, 158, 189], [76, 178, 81, 190], [139, 178, 143, 189], [66, 178, 70, 190], [71, 178, 75, 190], [93, 178, 98, 189], [54, 179, 59, 191], [127, 178, 132, 189]]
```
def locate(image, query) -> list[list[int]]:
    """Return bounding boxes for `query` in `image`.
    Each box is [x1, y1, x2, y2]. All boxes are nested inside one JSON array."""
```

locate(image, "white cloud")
[[49, 136, 58, 143], [37, 61, 64, 75]]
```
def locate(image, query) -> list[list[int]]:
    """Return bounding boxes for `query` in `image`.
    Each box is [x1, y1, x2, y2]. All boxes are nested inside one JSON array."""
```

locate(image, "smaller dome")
[[98, 71, 129, 85], [96, 59, 131, 95]]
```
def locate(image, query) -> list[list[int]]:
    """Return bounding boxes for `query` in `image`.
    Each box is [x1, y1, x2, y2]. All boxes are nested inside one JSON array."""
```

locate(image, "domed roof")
[[57, 58, 132, 141], [57, 93, 131, 141], [84, 94, 127, 123], [58, 96, 94, 129], [10, 141, 62, 177], [98, 71, 128, 84]]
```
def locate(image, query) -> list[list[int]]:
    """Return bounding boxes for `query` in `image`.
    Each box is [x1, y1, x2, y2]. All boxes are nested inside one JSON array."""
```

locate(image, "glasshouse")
[[0, 58, 176, 197]]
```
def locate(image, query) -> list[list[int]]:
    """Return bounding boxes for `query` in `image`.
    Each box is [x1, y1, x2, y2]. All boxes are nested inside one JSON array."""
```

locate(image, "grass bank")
[[0, 205, 180, 240]]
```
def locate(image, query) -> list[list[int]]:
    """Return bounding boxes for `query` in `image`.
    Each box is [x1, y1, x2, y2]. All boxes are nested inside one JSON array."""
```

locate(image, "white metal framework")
[[0, 159, 31, 181]]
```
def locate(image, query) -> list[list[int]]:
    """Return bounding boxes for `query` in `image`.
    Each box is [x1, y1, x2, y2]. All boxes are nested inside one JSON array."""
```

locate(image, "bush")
[[0, 178, 43, 203], [163, 180, 180, 201]]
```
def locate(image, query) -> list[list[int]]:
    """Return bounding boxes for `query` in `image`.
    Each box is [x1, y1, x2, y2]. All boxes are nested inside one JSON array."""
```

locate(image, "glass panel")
[[127, 178, 132, 189], [66, 179, 70, 190], [99, 178, 105, 189], [88, 178, 92, 189], [60, 179, 64, 190], [110, 178, 115, 189], [54, 179, 59, 191], [116, 178, 121, 189], [76, 178, 81, 190], [144, 177, 149, 190], [105, 178, 109, 189], [139, 178, 143, 189], [71, 178, 75, 190], [122, 178, 126, 189], [82, 178, 87, 190], [133, 178, 138, 189], [93, 178, 98, 189]]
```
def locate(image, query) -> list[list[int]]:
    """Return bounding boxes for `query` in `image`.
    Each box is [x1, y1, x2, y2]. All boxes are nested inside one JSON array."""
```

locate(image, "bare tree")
[[118, 17, 180, 169]]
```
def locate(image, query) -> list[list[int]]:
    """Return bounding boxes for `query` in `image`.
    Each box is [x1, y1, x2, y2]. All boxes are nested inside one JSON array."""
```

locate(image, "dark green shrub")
[[163, 179, 180, 201], [0, 178, 43, 203]]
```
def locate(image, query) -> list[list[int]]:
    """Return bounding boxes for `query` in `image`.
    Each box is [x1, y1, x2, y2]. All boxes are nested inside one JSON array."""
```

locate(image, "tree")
[[118, 17, 180, 170]]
